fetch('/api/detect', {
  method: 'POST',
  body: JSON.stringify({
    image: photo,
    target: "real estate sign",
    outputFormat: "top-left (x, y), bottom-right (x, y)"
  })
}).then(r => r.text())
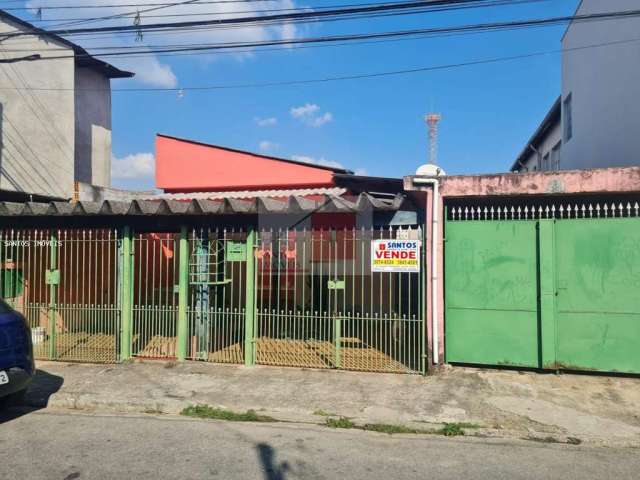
top-left (371, 240), bottom-right (420, 273)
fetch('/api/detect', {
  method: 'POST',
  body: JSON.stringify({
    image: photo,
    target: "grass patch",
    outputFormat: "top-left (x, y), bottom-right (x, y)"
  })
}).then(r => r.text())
top-left (438, 423), bottom-right (472, 437)
top-left (325, 417), bottom-right (355, 429)
top-left (181, 405), bottom-right (275, 422)
top-left (362, 423), bottom-right (430, 435)
top-left (324, 417), bottom-right (479, 437)
top-left (313, 409), bottom-right (335, 417)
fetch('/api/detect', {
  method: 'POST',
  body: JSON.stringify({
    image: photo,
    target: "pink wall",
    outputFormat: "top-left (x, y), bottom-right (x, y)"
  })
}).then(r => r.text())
top-left (404, 166), bottom-right (640, 367)
top-left (156, 134), bottom-right (338, 192)
top-left (437, 166), bottom-right (640, 197)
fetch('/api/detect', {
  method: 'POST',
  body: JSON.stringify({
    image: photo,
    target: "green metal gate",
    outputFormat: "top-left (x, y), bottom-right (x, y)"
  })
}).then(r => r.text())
top-left (131, 231), bottom-right (180, 359)
top-left (0, 225), bottom-right (425, 374)
top-left (254, 227), bottom-right (425, 374)
top-left (187, 228), bottom-right (247, 364)
top-left (444, 202), bottom-right (640, 374)
top-left (0, 228), bottom-right (121, 363)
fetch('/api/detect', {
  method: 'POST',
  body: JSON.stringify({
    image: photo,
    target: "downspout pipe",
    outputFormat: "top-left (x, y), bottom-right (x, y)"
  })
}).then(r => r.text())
top-left (412, 176), bottom-right (440, 365)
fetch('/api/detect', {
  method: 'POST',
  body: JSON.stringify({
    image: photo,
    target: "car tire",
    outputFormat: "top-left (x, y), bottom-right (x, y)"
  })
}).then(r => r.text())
top-left (0, 389), bottom-right (26, 409)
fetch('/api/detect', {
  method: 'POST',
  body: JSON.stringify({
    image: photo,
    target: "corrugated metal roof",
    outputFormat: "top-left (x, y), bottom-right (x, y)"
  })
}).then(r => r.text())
top-left (0, 193), bottom-right (414, 217)
top-left (140, 187), bottom-right (347, 200)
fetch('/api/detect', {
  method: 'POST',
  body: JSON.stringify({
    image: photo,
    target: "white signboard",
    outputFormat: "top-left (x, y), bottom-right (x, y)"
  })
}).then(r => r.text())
top-left (371, 240), bottom-right (420, 273)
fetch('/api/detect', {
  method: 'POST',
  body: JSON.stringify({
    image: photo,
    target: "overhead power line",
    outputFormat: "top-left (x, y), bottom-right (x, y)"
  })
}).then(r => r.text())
top-left (3, 9), bottom-right (640, 59)
top-left (27, 0), bottom-right (534, 24)
top-left (0, 36), bottom-right (637, 93)
top-left (0, 0), bottom-right (280, 10)
top-left (0, 0), bottom-right (526, 37)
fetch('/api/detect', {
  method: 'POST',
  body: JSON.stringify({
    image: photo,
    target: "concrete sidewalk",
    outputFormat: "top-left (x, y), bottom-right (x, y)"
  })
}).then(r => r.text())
top-left (25, 360), bottom-right (640, 447)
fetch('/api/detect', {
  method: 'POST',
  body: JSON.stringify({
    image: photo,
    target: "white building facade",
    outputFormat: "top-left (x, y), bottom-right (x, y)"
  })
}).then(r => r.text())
top-left (0, 12), bottom-right (133, 199)
top-left (512, 0), bottom-right (640, 172)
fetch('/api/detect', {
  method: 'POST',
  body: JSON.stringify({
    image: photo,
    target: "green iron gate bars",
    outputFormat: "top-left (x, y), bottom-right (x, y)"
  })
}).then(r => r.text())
top-left (187, 228), bottom-right (247, 364)
top-left (0, 228), bottom-right (120, 363)
top-left (131, 232), bottom-right (180, 359)
top-left (254, 226), bottom-right (425, 374)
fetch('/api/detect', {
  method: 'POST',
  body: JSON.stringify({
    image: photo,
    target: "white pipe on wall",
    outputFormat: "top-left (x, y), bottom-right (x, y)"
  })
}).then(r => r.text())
top-left (412, 176), bottom-right (440, 365)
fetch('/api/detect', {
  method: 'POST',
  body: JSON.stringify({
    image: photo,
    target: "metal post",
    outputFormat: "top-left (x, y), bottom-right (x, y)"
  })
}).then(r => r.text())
top-left (421, 224), bottom-right (427, 375)
top-left (177, 226), bottom-right (189, 361)
top-left (48, 231), bottom-right (58, 360)
top-left (244, 226), bottom-right (256, 366)
top-left (194, 233), bottom-right (210, 360)
top-left (120, 227), bottom-right (133, 361)
top-left (334, 317), bottom-right (342, 368)
top-left (538, 219), bottom-right (557, 369)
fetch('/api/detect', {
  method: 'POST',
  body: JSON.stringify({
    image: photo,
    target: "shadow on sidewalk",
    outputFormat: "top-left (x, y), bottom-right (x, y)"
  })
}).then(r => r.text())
top-left (257, 443), bottom-right (290, 480)
top-left (0, 369), bottom-right (64, 424)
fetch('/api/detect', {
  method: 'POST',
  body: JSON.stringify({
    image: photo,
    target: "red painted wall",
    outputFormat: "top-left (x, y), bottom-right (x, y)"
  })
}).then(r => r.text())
top-left (156, 134), bottom-right (338, 192)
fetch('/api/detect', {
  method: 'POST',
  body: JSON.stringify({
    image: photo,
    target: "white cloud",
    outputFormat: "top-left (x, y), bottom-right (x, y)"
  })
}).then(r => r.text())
top-left (112, 152), bottom-right (155, 179)
top-left (354, 168), bottom-right (369, 176)
top-left (116, 56), bottom-right (177, 88)
top-left (290, 103), bottom-right (333, 127)
top-left (259, 140), bottom-right (279, 152)
top-left (25, 0), bottom-right (301, 87)
top-left (290, 103), bottom-right (320, 118)
top-left (308, 112), bottom-right (333, 127)
top-left (291, 155), bottom-right (344, 170)
top-left (255, 117), bottom-right (278, 127)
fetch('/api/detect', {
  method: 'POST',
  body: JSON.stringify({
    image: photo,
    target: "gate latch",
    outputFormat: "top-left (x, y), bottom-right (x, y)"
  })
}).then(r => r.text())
top-left (45, 269), bottom-right (60, 285)
top-left (327, 279), bottom-right (345, 290)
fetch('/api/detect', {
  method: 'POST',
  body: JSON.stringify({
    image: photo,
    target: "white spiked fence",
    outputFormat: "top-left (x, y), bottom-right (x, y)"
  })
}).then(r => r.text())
top-left (448, 202), bottom-right (640, 221)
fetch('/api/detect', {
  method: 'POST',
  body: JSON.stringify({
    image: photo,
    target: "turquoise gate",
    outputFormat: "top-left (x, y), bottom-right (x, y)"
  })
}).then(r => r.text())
top-left (444, 201), bottom-right (640, 374)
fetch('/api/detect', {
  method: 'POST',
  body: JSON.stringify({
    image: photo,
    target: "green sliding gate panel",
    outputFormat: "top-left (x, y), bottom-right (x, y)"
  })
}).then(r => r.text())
top-left (555, 219), bottom-right (640, 374)
top-left (445, 203), bottom-right (640, 374)
top-left (445, 220), bottom-right (540, 367)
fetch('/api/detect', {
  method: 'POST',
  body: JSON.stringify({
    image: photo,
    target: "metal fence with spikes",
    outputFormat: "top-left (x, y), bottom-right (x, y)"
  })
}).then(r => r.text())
top-left (448, 201), bottom-right (640, 221)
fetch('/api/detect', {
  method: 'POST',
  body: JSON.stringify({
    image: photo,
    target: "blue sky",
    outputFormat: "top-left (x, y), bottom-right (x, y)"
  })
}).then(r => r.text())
top-left (21, 0), bottom-right (580, 190)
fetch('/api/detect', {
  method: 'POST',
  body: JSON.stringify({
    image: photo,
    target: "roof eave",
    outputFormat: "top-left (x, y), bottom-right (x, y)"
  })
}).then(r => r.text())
top-left (510, 97), bottom-right (562, 172)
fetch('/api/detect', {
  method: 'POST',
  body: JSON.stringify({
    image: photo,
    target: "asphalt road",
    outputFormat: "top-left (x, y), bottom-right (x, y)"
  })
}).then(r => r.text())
top-left (1, 410), bottom-right (639, 480)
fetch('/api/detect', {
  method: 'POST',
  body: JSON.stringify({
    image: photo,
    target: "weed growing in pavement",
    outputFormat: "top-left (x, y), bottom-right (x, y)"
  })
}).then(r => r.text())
top-left (438, 422), bottom-right (479, 436)
top-left (181, 405), bottom-right (275, 422)
top-left (325, 417), bottom-right (355, 429)
top-left (362, 424), bottom-right (431, 435)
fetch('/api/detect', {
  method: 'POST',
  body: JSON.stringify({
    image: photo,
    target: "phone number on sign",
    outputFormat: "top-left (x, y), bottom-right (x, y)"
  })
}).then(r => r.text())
top-left (3, 240), bottom-right (63, 247)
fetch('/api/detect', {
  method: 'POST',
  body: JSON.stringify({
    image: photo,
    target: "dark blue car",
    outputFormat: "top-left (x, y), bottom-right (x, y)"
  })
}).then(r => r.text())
top-left (0, 299), bottom-right (34, 408)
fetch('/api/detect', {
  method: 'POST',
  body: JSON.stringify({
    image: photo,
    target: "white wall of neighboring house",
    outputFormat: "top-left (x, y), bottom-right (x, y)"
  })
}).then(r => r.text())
top-left (75, 66), bottom-right (113, 188)
top-left (0, 20), bottom-right (76, 199)
top-left (560, 0), bottom-right (640, 170)
top-left (519, 120), bottom-right (562, 172)
top-left (0, 15), bottom-right (120, 199)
